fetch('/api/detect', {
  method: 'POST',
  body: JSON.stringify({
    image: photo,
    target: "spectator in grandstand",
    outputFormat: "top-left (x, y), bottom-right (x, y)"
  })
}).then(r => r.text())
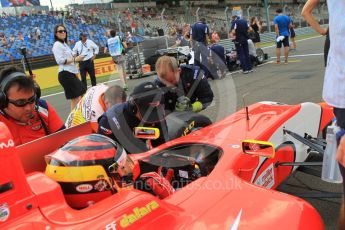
top-left (249, 17), bottom-right (262, 48)
top-left (145, 24), bottom-right (153, 36)
top-left (1, 36), bottom-right (9, 48)
top-left (154, 56), bottom-right (214, 113)
top-left (52, 24), bottom-right (86, 111)
top-left (191, 18), bottom-right (210, 77)
top-left (174, 29), bottom-right (191, 47)
top-left (303, 1), bottom-right (345, 229)
top-left (34, 27), bottom-right (41, 40)
top-left (131, 20), bottom-right (137, 34)
top-left (0, 66), bottom-right (64, 146)
top-left (65, 84), bottom-right (126, 132)
top-left (230, 15), bottom-right (253, 74)
top-left (211, 30), bottom-right (220, 43)
top-left (168, 25), bottom-right (177, 36)
top-left (9, 35), bottom-right (15, 44)
top-left (98, 81), bottom-right (168, 154)
top-left (17, 32), bottom-right (24, 41)
top-left (72, 33), bottom-right (99, 89)
top-left (28, 32), bottom-right (34, 41)
top-left (273, 9), bottom-right (292, 64)
top-left (104, 29), bottom-right (128, 91)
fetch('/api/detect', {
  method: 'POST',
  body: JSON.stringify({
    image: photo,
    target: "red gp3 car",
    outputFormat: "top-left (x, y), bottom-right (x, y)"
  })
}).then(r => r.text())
top-left (0, 101), bottom-right (334, 229)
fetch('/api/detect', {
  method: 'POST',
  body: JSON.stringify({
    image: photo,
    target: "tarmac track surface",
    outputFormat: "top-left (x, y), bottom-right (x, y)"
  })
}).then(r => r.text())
top-left (45, 36), bottom-right (341, 229)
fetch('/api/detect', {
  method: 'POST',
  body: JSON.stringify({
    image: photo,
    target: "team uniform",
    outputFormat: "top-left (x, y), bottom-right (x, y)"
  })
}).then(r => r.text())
top-left (154, 65), bottom-right (214, 112)
top-left (65, 84), bottom-right (108, 131)
top-left (208, 43), bottom-right (226, 79)
top-left (98, 81), bottom-right (168, 154)
top-left (191, 21), bottom-right (210, 74)
top-left (231, 18), bottom-right (252, 72)
top-left (0, 99), bottom-right (64, 145)
top-left (98, 103), bottom-right (167, 154)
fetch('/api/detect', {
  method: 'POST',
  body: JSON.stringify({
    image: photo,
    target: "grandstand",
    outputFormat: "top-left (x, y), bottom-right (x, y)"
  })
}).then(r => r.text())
top-left (0, 14), bottom-right (106, 62)
top-left (0, 0), bottom-right (328, 66)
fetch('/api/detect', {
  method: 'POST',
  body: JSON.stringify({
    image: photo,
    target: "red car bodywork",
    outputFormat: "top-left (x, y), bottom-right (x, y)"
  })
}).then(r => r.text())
top-left (0, 102), bottom-right (333, 229)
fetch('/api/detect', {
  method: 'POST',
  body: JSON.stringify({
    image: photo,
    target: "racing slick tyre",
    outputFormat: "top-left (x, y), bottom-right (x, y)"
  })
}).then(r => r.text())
top-left (256, 48), bottom-right (264, 64)
top-left (166, 111), bottom-right (212, 139)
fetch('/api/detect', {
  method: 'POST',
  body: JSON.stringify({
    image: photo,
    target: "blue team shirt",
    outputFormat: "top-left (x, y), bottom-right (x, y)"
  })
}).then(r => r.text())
top-left (274, 15), bottom-right (291, 36)
top-left (209, 44), bottom-right (225, 62)
top-left (230, 19), bottom-right (249, 43)
top-left (191, 22), bottom-right (209, 43)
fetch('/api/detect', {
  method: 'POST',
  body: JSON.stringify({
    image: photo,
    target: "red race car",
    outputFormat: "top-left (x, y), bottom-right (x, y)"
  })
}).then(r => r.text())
top-left (0, 101), bottom-right (334, 229)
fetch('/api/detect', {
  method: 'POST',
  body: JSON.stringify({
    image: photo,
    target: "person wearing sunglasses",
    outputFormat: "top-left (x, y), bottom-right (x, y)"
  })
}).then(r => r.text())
top-left (0, 66), bottom-right (65, 146)
top-left (52, 24), bottom-right (86, 111)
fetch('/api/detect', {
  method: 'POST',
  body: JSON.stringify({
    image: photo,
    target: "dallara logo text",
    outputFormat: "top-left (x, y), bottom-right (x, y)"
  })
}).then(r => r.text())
top-left (0, 139), bottom-right (14, 149)
top-left (120, 201), bottom-right (159, 228)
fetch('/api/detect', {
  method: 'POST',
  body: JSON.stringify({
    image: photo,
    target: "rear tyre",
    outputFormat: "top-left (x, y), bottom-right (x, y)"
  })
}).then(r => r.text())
top-left (256, 48), bottom-right (264, 64)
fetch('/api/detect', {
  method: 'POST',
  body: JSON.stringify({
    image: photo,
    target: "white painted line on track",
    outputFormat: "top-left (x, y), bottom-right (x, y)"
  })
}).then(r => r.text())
top-left (270, 53), bottom-right (324, 59)
top-left (262, 35), bottom-right (322, 50)
top-left (42, 35), bottom-right (322, 99)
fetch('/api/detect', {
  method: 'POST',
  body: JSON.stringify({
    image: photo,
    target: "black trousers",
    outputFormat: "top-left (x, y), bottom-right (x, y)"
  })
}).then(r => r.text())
top-left (79, 59), bottom-right (96, 89)
top-left (235, 42), bottom-right (252, 71)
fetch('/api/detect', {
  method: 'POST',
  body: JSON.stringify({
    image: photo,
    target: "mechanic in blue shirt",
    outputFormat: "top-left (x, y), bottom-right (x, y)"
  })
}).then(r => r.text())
top-left (230, 15), bottom-right (253, 74)
top-left (208, 40), bottom-right (226, 79)
top-left (153, 56), bottom-right (214, 113)
top-left (97, 82), bottom-right (168, 154)
top-left (273, 8), bottom-right (292, 64)
top-left (191, 18), bottom-right (210, 76)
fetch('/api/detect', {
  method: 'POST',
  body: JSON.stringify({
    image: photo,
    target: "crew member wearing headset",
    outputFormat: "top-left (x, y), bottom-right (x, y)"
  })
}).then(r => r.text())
top-left (98, 81), bottom-right (168, 154)
top-left (0, 66), bottom-right (65, 146)
top-left (72, 33), bottom-right (99, 89)
top-left (154, 56), bottom-right (214, 113)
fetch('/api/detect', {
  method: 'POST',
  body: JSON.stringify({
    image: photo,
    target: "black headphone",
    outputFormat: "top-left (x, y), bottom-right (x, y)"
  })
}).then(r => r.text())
top-left (0, 72), bottom-right (41, 110)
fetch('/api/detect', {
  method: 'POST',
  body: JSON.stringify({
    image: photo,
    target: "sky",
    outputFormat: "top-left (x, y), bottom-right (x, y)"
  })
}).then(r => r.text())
top-left (40, 0), bottom-right (83, 10)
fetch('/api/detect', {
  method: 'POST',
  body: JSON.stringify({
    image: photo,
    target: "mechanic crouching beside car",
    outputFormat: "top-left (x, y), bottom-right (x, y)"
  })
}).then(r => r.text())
top-left (0, 66), bottom-right (65, 145)
top-left (97, 81), bottom-right (169, 154)
top-left (154, 56), bottom-right (214, 113)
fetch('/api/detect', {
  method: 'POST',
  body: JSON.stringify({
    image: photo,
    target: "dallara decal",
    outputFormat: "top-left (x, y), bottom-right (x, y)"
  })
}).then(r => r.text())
top-left (120, 201), bottom-right (159, 228)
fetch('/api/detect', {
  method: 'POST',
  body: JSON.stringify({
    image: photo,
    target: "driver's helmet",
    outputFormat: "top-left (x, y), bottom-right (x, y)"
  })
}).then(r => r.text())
top-left (45, 134), bottom-right (134, 209)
